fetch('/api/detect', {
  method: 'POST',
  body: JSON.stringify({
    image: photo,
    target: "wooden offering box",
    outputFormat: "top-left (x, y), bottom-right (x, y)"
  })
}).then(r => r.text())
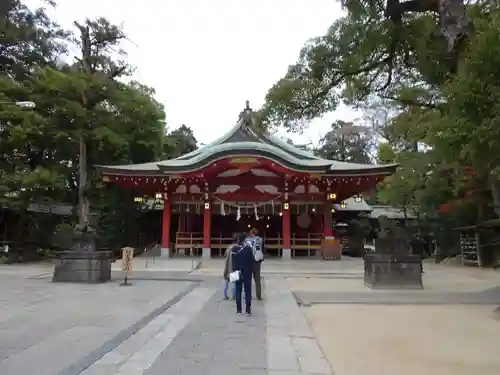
top-left (321, 236), bottom-right (342, 260)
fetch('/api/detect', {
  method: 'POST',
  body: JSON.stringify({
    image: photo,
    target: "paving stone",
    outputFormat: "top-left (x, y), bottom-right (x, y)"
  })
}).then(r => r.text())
top-left (265, 280), bottom-right (334, 375)
top-left (98, 351), bottom-right (128, 365)
top-left (79, 363), bottom-right (120, 375)
top-left (0, 275), bottom-right (194, 375)
top-left (83, 287), bottom-right (215, 375)
top-left (147, 292), bottom-right (267, 375)
top-left (292, 337), bottom-right (324, 359)
top-left (298, 357), bottom-right (332, 374)
top-left (267, 372), bottom-right (322, 375)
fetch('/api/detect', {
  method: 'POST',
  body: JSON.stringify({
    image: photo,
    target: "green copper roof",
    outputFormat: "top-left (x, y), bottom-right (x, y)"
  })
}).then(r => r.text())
top-left (96, 103), bottom-right (397, 176)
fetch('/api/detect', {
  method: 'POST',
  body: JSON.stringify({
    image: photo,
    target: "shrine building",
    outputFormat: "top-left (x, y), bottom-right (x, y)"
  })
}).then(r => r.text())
top-left (97, 103), bottom-right (397, 259)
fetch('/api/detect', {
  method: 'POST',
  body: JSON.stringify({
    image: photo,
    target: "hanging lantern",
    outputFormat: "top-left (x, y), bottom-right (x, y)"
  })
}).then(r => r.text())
top-left (133, 197), bottom-right (143, 203)
top-left (204, 202), bottom-right (210, 210)
top-left (340, 202), bottom-right (346, 209)
top-left (284, 202), bottom-right (289, 210)
top-left (329, 193), bottom-right (337, 200)
top-left (155, 193), bottom-right (162, 199)
top-left (354, 195), bottom-right (362, 203)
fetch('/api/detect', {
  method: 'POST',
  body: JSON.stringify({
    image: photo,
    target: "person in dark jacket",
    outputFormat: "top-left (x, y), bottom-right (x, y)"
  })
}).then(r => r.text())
top-left (231, 232), bottom-right (254, 315)
top-left (222, 233), bottom-right (237, 300)
top-left (246, 228), bottom-right (263, 300)
top-left (410, 234), bottom-right (425, 273)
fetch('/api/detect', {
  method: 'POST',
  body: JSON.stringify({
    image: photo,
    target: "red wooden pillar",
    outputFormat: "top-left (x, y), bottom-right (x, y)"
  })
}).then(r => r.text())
top-left (161, 199), bottom-right (172, 257)
top-left (282, 202), bottom-right (291, 259)
top-left (202, 201), bottom-right (211, 259)
top-left (323, 200), bottom-right (333, 237)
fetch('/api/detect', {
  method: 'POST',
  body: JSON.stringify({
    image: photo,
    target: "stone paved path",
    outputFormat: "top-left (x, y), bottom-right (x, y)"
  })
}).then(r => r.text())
top-left (147, 289), bottom-right (267, 375)
top-left (80, 286), bottom-right (217, 375)
top-left (0, 276), bottom-right (194, 375)
top-left (265, 280), bottom-right (333, 375)
top-left (0, 268), bottom-right (333, 375)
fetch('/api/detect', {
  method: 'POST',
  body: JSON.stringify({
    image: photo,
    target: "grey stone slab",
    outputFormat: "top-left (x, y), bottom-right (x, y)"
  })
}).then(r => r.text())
top-left (292, 338), bottom-right (323, 359)
top-left (265, 280), bottom-right (335, 375)
top-left (84, 287), bottom-right (215, 375)
top-left (298, 357), bottom-right (332, 374)
top-left (293, 290), bottom-right (500, 306)
top-left (77, 363), bottom-right (120, 375)
top-left (147, 293), bottom-right (267, 375)
top-left (0, 273), bottom-right (196, 375)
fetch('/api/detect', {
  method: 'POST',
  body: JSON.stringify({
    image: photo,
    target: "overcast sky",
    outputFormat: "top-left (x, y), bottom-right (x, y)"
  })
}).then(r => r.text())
top-left (25, 0), bottom-right (359, 145)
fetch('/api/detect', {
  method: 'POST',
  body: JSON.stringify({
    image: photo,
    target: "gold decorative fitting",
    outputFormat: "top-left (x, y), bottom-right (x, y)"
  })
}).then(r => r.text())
top-left (354, 196), bottom-right (362, 202)
top-left (329, 193), bottom-right (337, 200)
top-left (340, 202), bottom-right (346, 209)
top-left (284, 203), bottom-right (289, 210)
top-left (204, 202), bottom-right (210, 210)
top-left (229, 157), bottom-right (257, 164)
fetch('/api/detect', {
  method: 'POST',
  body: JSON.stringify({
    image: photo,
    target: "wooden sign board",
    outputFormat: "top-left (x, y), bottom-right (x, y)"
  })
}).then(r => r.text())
top-left (122, 247), bottom-right (134, 272)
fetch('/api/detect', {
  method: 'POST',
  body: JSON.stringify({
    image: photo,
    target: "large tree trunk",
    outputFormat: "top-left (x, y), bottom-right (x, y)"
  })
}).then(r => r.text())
top-left (438, 0), bottom-right (472, 73)
top-left (390, 0), bottom-right (472, 73)
top-left (438, 0), bottom-right (472, 52)
top-left (78, 134), bottom-right (89, 227)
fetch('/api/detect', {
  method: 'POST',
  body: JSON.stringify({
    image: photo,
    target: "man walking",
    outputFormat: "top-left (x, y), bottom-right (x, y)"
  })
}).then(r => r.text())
top-left (410, 234), bottom-right (425, 273)
top-left (246, 228), bottom-right (264, 300)
top-left (230, 232), bottom-right (254, 315)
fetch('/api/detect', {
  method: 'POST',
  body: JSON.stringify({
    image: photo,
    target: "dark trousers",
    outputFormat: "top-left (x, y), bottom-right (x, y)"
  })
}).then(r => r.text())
top-left (253, 262), bottom-right (262, 299)
top-left (235, 276), bottom-right (252, 313)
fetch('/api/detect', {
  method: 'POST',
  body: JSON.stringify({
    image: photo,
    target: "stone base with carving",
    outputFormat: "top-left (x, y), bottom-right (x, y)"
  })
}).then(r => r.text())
top-left (53, 250), bottom-right (113, 283)
top-left (364, 254), bottom-right (423, 289)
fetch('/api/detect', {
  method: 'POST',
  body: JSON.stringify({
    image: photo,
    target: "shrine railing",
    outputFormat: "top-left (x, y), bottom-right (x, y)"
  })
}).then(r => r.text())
top-left (173, 232), bottom-right (323, 257)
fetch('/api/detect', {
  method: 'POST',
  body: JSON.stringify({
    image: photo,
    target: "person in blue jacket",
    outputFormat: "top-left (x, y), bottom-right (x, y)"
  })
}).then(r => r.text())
top-left (230, 232), bottom-right (254, 315)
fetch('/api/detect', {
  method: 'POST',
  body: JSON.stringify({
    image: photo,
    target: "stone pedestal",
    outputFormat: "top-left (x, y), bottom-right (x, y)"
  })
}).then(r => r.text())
top-left (364, 254), bottom-right (423, 289)
top-left (52, 250), bottom-right (113, 283)
top-left (202, 247), bottom-right (211, 259)
top-left (282, 248), bottom-right (291, 259)
top-left (160, 247), bottom-right (171, 258)
top-left (52, 229), bottom-right (113, 283)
